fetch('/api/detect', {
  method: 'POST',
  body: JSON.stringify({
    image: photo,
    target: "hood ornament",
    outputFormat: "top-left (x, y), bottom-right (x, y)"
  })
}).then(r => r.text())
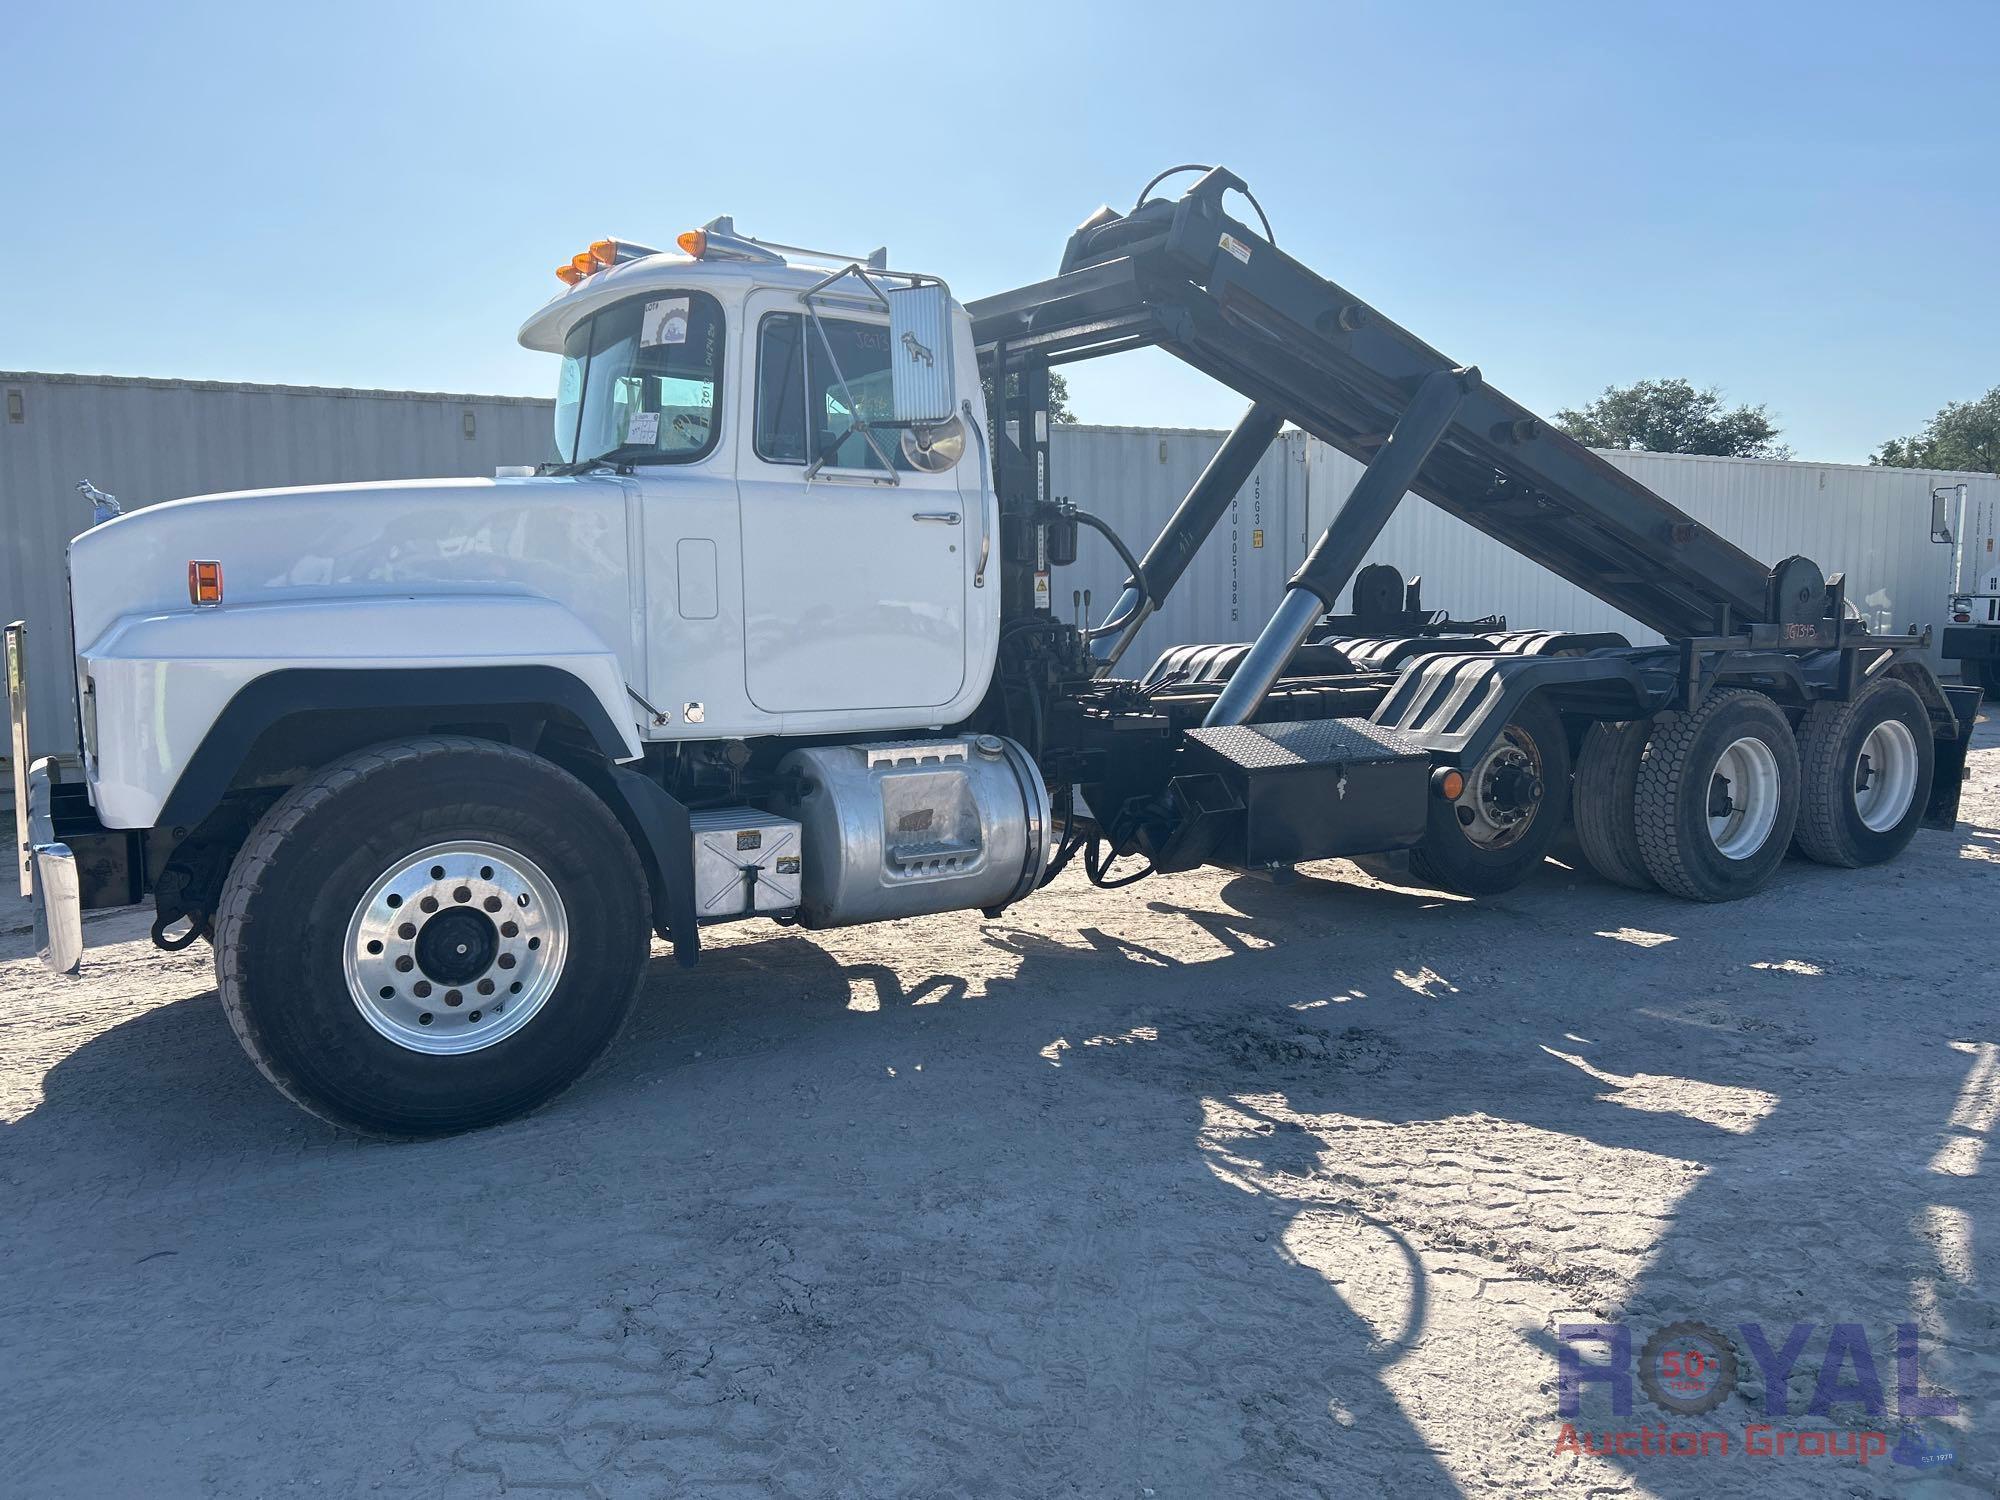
top-left (77, 479), bottom-right (121, 525)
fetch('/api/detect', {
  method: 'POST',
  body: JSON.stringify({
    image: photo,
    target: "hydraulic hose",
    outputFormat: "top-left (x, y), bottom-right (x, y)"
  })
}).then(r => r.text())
top-left (1067, 507), bottom-right (1150, 640)
top-left (1131, 165), bottom-right (1276, 246)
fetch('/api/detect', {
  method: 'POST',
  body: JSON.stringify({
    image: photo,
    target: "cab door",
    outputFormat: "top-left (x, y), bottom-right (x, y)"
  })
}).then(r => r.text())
top-left (735, 293), bottom-right (967, 715)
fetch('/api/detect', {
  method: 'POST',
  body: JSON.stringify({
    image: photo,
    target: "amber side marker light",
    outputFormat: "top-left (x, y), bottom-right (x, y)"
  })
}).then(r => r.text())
top-left (188, 560), bottom-right (223, 607)
top-left (1434, 768), bottom-right (1465, 800)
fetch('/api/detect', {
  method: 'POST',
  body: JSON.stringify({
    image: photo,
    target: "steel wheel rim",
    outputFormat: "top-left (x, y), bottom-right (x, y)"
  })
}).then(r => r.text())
top-left (342, 840), bottom-right (568, 1055)
top-left (1854, 718), bottom-right (1918, 832)
top-left (1454, 725), bottom-right (1544, 850)
top-left (1706, 735), bottom-right (1781, 860)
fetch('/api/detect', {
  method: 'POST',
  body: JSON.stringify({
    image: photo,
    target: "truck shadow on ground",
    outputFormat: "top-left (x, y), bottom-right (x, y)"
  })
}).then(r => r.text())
top-left (5, 836), bottom-right (1993, 1496)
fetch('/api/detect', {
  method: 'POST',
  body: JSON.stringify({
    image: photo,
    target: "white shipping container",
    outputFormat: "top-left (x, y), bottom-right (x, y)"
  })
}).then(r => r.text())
top-left (1048, 424), bottom-right (1309, 673)
top-left (1052, 428), bottom-right (1993, 678)
top-left (1317, 444), bottom-right (1996, 668)
top-left (6, 377), bottom-right (1990, 765)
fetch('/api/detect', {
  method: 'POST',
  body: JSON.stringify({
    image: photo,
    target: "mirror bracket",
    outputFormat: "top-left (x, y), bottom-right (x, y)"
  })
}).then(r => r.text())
top-left (796, 264), bottom-right (958, 482)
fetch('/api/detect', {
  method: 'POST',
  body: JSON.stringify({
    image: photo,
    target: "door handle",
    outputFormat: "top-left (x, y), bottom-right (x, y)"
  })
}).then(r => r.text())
top-left (912, 511), bottom-right (961, 525)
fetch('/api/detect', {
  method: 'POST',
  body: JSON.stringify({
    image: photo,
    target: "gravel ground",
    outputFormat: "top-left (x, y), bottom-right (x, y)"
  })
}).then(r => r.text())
top-left (3, 717), bottom-right (1995, 1499)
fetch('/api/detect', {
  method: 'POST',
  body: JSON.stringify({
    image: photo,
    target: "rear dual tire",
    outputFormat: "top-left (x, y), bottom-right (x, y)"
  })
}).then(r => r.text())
top-left (1572, 720), bottom-right (1654, 890)
top-left (1634, 688), bottom-right (1800, 902)
top-left (1791, 676), bottom-right (1933, 867)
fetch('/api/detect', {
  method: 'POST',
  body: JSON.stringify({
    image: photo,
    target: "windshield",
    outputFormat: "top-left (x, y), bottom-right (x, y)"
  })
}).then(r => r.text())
top-left (550, 289), bottom-right (725, 467)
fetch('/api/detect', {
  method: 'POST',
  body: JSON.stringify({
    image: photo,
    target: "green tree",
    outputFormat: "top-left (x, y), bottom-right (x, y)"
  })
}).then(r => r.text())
top-left (983, 370), bottom-right (1077, 423)
top-left (1554, 378), bottom-right (1787, 458)
top-left (1872, 386), bottom-right (2000, 473)
top-left (1047, 371), bottom-right (1076, 424)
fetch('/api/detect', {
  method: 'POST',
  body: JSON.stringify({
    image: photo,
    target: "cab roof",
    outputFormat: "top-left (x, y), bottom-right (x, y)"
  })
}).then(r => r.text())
top-left (518, 224), bottom-right (922, 354)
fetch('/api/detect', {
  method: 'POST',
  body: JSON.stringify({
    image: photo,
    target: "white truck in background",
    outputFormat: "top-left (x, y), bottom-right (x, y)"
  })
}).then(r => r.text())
top-left (1944, 478), bottom-right (2000, 697)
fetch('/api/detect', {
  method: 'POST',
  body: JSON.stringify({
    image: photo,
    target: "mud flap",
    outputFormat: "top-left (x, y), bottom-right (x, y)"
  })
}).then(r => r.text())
top-left (1925, 683), bottom-right (1982, 830)
top-left (599, 765), bottom-right (701, 967)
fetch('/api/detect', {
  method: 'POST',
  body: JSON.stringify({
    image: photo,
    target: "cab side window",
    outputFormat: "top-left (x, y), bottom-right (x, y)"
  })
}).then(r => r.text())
top-left (754, 313), bottom-right (909, 472)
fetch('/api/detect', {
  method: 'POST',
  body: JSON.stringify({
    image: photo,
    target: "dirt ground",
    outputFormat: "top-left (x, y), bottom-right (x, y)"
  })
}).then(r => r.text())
top-left (3, 721), bottom-right (1995, 1499)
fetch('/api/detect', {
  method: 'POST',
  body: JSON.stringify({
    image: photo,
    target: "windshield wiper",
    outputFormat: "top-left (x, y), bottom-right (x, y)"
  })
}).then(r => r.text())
top-left (543, 431), bottom-right (703, 475)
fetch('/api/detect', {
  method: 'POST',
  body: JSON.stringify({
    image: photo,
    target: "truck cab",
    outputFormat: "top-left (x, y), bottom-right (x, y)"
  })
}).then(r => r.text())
top-left (12, 221), bottom-right (1043, 1138)
top-left (517, 228), bottom-right (998, 735)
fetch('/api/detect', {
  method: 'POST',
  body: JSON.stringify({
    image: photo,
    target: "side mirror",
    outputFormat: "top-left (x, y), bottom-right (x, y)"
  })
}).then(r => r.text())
top-left (1932, 483), bottom-right (1965, 545)
top-left (886, 282), bottom-right (956, 425)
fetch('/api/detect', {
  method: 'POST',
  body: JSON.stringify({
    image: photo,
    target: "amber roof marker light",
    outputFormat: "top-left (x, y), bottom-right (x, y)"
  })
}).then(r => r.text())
top-left (676, 229), bottom-right (708, 258)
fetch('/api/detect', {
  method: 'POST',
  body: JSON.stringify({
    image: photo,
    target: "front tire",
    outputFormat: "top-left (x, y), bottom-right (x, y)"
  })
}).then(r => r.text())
top-left (1634, 688), bottom-right (1799, 901)
top-left (214, 736), bottom-right (651, 1137)
top-left (1792, 676), bottom-right (1934, 867)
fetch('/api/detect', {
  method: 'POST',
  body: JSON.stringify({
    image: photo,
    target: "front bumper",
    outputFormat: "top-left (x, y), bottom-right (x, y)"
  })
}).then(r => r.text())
top-left (1942, 624), bottom-right (2000, 663)
top-left (7, 623), bottom-right (83, 973)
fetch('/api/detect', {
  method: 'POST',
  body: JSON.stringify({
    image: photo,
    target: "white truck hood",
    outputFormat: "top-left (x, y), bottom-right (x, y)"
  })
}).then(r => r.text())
top-left (66, 474), bottom-right (632, 654)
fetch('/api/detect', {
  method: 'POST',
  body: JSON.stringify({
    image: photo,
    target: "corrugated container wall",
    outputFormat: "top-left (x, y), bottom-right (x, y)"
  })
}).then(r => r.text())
top-left (1305, 440), bottom-right (1995, 669)
top-left (1048, 424), bottom-right (1308, 675)
top-left (2, 372), bottom-right (556, 758)
top-left (7, 376), bottom-right (1990, 766)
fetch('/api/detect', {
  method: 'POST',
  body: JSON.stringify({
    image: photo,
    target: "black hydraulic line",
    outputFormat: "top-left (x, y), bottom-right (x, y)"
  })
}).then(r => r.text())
top-left (1131, 165), bottom-right (1276, 245)
top-left (1204, 367), bottom-right (1475, 729)
top-left (1066, 508), bottom-right (1149, 635)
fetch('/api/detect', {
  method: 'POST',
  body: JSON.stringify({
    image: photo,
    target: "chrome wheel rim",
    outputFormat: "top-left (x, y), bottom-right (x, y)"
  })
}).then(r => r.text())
top-left (1853, 718), bottom-right (1918, 832)
top-left (342, 840), bottom-right (568, 1055)
top-left (1706, 735), bottom-right (1781, 860)
top-left (1454, 725), bottom-right (1545, 850)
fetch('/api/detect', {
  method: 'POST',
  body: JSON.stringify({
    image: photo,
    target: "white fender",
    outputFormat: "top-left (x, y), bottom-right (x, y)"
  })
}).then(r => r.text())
top-left (81, 594), bottom-right (642, 829)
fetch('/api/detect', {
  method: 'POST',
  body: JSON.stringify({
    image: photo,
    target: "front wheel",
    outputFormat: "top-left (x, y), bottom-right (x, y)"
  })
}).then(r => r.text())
top-left (214, 737), bottom-right (651, 1137)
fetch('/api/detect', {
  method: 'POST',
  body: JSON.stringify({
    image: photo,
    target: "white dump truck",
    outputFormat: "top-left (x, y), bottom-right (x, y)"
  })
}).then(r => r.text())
top-left (10, 167), bottom-right (1978, 1136)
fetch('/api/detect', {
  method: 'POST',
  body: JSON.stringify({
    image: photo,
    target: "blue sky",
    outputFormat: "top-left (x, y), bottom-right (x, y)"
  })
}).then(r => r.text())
top-left (5, 1), bottom-right (1993, 463)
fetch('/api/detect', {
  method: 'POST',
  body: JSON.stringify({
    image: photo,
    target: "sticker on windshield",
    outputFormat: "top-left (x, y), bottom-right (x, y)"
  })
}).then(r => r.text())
top-left (626, 411), bottom-right (660, 445)
top-left (641, 297), bottom-right (690, 347)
